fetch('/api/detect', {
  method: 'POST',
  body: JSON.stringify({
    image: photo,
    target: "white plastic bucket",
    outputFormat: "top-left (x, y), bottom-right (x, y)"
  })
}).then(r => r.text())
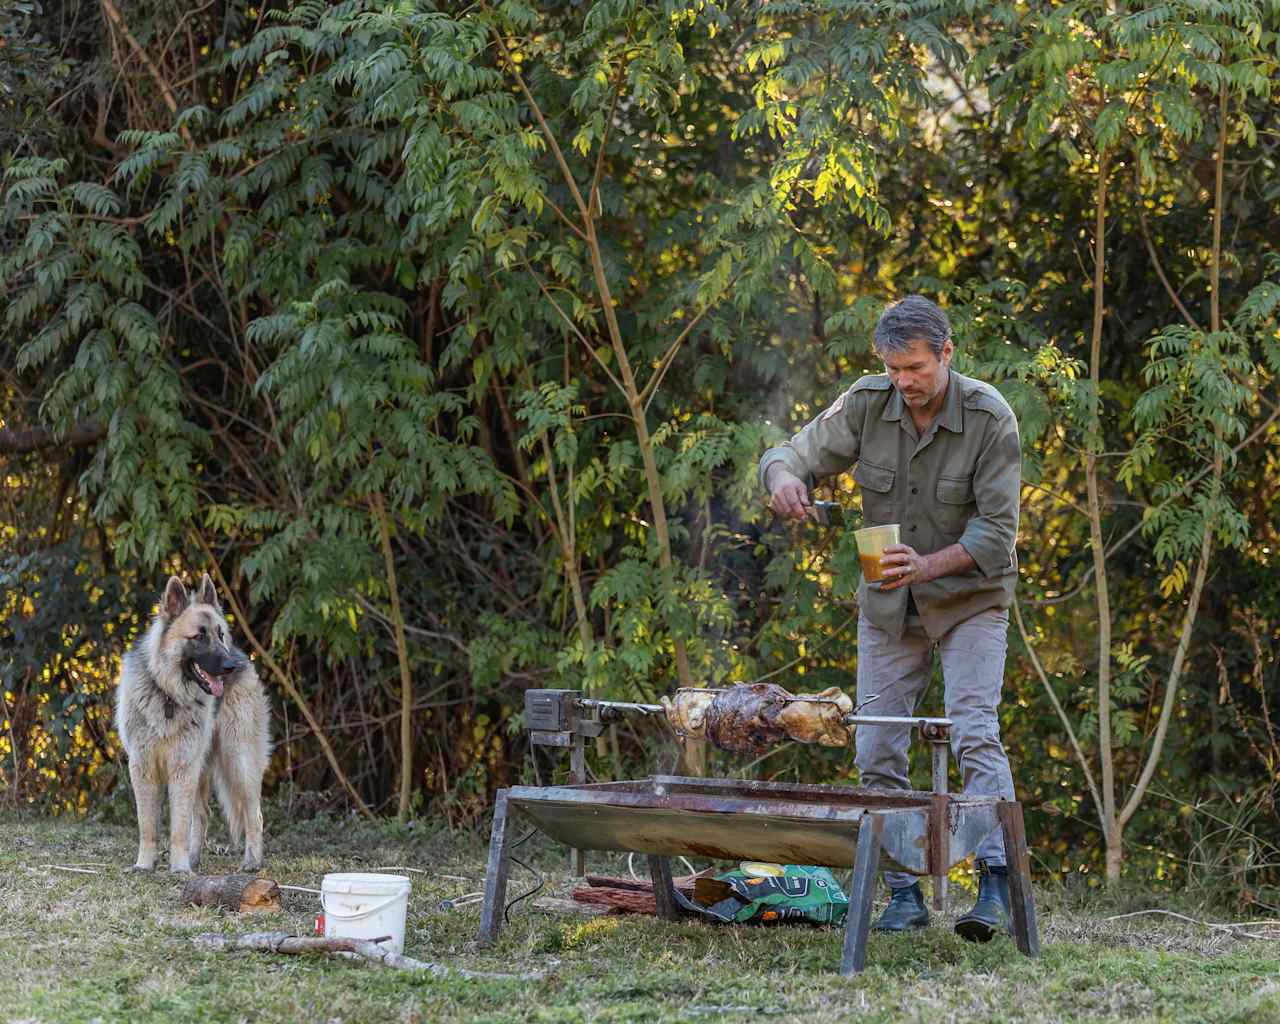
top-left (320, 872), bottom-right (411, 955)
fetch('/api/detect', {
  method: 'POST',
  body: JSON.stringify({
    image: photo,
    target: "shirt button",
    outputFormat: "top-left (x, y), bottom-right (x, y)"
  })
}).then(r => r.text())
top-left (911, 486), bottom-right (919, 494)
top-left (910, 525), bottom-right (917, 532)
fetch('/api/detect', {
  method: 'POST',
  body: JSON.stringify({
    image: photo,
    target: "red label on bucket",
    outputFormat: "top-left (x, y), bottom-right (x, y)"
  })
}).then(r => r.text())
top-left (314, 912), bottom-right (325, 935)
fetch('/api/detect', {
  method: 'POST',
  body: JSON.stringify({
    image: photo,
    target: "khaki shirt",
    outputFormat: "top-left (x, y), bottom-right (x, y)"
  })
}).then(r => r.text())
top-left (759, 369), bottom-right (1020, 640)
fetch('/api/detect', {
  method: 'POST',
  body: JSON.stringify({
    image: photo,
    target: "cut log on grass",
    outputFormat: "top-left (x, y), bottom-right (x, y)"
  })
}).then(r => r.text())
top-left (182, 874), bottom-right (282, 913)
top-left (572, 886), bottom-right (657, 915)
top-left (585, 872), bottom-right (702, 893)
top-left (192, 932), bottom-right (544, 981)
top-left (532, 896), bottom-right (610, 918)
top-left (573, 872), bottom-right (702, 916)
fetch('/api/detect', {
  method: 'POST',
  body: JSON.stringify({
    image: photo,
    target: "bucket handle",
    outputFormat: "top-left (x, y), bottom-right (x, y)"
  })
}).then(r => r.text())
top-left (321, 890), bottom-right (407, 921)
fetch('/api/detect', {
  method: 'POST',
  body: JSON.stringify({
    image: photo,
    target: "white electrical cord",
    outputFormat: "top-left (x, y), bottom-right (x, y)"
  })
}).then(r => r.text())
top-left (627, 851), bottom-right (696, 880)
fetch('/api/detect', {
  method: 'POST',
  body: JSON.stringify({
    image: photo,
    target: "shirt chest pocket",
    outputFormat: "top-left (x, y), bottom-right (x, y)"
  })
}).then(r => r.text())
top-left (854, 461), bottom-right (896, 523)
top-left (934, 474), bottom-right (975, 534)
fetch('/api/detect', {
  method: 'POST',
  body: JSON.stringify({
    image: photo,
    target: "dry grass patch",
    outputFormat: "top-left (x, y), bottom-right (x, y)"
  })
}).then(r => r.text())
top-left (1, 811), bottom-right (1278, 1023)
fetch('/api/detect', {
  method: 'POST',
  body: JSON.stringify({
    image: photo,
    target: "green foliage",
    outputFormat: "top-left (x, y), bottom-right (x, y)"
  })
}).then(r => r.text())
top-left (2, 0), bottom-right (1279, 894)
top-left (0, 544), bottom-right (138, 810)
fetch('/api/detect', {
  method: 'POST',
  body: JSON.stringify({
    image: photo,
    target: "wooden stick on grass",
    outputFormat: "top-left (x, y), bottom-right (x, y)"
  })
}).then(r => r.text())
top-left (193, 932), bottom-right (545, 980)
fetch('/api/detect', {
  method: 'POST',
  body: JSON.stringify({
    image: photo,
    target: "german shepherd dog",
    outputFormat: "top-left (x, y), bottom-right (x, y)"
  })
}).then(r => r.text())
top-left (115, 574), bottom-right (270, 873)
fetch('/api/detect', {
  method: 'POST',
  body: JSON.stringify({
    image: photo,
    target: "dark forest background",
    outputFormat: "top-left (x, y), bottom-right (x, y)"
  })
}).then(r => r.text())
top-left (2, 0), bottom-right (1278, 899)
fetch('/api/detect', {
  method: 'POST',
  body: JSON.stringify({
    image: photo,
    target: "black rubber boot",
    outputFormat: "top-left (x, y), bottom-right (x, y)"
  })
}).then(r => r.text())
top-left (954, 861), bottom-right (1011, 942)
top-left (871, 881), bottom-right (930, 932)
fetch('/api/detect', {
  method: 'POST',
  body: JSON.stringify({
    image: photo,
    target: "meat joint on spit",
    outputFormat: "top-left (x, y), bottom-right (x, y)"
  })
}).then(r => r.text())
top-left (524, 687), bottom-right (946, 760)
top-left (661, 684), bottom-right (854, 754)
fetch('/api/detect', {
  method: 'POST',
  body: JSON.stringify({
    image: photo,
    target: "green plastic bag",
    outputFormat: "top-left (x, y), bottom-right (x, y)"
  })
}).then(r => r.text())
top-left (693, 863), bottom-right (849, 926)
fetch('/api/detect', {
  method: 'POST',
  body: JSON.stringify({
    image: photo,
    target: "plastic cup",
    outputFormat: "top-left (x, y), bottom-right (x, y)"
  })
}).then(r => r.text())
top-left (853, 524), bottom-right (900, 586)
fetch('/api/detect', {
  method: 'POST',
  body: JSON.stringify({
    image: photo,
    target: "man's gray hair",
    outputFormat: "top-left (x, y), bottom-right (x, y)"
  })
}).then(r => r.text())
top-left (873, 295), bottom-right (951, 358)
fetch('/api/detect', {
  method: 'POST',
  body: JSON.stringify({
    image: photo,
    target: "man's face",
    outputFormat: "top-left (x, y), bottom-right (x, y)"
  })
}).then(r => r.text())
top-left (878, 337), bottom-right (953, 409)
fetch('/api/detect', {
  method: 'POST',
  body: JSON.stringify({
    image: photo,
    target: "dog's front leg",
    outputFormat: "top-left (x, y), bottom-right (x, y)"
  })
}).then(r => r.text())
top-left (188, 767), bottom-right (212, 871)
top-left (129, 760), bottom-right (163, 872)
top-left (240, 783), bottom-right (264, 872)
top-left (167, 768), bottom-right (200, 874)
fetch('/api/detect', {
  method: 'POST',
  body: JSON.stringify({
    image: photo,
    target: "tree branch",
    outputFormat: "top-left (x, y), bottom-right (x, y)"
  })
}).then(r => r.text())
top-left (640, 273), bottom-right (739, 412)
top-left (0, 418), bottom-right (105, 455)
top-left (525, 264), bottom-right (625, 393)
top-left (1020, 479), bottom-right (1088, 518)
top-left (494, 32), bottom-right (589, 220)
top-left (542, 192), bottom-right (588, 241)
top-left (589, 58), bottom-right (629, 217)
top-left (1012, 601), bottom-right (1104, 822)
top-left (371, 491), bottom-right (415, 823)
top-left (98, 0), bottom-right (195, 148)
top-left (193, 931), bottom-right (543, 980)
top-left (1136, 199), bottom-right (1201, 331)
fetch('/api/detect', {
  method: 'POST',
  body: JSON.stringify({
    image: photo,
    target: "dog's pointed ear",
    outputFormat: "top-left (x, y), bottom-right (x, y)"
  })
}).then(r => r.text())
top-left (196, 572), bottom-right (220, 610)
top-left (162, 576), bottom-right (189, 619)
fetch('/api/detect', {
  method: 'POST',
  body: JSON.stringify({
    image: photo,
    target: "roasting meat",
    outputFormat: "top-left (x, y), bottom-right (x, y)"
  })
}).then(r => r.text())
top-left (703, 683), bottom-right (791, 753)
top-left (661, 689), bottom-right (717, 738)
top-left (778, 686), bottom-right (853, 747)
top-left (663, 684), bottom-right (853, 753)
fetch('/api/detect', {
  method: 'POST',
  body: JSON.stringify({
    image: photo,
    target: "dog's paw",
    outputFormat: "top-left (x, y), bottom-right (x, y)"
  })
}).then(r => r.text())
top-left (130, 864), bottom-right (156, 873)
top-left (240, 859), bottom-right (261, 874)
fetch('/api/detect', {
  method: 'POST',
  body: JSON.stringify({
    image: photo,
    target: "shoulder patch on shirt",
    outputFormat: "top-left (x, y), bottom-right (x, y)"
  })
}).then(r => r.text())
top-left (850, 374), bottom-right (892, 393)
top-left (960, 377), bottom-right (1014, 419)
top-left (820, 391), bottom-right (848, 421)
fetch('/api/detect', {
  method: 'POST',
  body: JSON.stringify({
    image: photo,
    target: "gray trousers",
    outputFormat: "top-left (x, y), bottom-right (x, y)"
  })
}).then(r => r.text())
top-left (855, 606), bottom-right (1015, 889)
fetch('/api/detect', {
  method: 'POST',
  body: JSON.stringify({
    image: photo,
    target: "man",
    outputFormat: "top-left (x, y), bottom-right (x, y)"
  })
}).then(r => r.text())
top-left (759, 294), bottom-right (1021, 941)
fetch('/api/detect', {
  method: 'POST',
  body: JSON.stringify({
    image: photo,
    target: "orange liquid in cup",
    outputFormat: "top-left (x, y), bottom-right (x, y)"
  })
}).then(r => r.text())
top-left (859, 553), bottom-right (887, 582)
top-left (853, 523), bottom-right (900, 586)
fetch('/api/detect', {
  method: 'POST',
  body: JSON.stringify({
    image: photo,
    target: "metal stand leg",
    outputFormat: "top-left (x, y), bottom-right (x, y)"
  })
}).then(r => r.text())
top-left (997, 801), bottom-right (1040, 957)
top-left (841, 812), bottom-right (885, 975)
top-left (648, 855), bottom-right (680, 921)
top-left (569, 738), bottom-right (586, 877)
top-left (478, 789), bottom-right (515, 946)
top-left (930, 739), bottom-right (948, 912)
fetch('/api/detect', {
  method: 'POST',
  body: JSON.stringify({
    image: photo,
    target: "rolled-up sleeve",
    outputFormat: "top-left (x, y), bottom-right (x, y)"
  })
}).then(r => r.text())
top-left (758, 393), bottom-right (862, 492)
top-left (957, 413), bottom-right (1020, 577)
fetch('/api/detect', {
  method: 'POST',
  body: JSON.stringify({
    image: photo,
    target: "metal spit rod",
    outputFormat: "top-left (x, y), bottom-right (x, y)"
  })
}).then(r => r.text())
top-left (576, 696), bottom-right (955, 735)
top-left (577, 698), bottom-right (664, 715)
top-left (844, 715), bottom-right (953, 730)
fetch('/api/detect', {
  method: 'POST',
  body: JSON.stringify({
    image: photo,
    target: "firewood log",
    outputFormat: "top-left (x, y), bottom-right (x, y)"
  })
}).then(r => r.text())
top-left (182, 873), bottom-right (282, 913)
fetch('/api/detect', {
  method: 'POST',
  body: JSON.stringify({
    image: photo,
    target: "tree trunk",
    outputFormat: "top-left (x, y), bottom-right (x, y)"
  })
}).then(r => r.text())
top-left (1104, 839), bottom-right (1123, 885)
top-left (1084, 150), bottom-right (1122, 881)
top-left (372, 491), bottom-right (415, 822)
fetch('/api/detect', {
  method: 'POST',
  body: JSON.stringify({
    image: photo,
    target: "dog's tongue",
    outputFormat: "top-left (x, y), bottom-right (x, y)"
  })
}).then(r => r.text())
top-left (210, 676), bottom-right (225, 698)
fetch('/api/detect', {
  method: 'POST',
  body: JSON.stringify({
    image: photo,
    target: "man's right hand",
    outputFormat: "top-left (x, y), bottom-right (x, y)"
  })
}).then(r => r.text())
top-left (768, 466), bottom-right (810, 519)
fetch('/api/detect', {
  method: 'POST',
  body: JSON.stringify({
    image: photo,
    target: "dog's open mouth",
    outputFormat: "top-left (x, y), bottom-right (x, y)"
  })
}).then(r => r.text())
top-left (189, 661), bottom-right (226, 698)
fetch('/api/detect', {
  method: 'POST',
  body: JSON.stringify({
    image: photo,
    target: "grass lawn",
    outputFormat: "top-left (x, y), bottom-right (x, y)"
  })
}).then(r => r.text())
top-left (1, 808), bottom-right (1277, 1023)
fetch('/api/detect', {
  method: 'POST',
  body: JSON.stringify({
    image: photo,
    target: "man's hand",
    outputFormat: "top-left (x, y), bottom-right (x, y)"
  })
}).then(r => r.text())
top-left (878, 542), bottom-right (977, 590)
top-left (767, 466), bottom-right (811, 519)
top-left (878, 544), bottom-right (936, 590)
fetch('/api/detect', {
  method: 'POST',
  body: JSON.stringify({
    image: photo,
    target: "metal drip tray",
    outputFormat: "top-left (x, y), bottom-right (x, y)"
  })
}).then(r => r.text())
top-left (506, 775), bottom-right (1001, 874)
